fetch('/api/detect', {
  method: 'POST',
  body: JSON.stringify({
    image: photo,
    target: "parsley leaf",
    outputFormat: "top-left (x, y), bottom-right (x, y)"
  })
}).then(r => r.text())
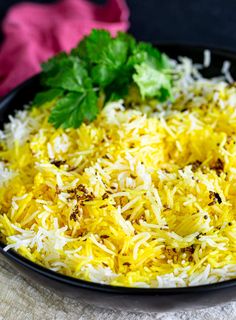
top-left (42, 55), bottom-right (89, 93)
top-left (130, 42), bottom-right (172, 100)
top-left (128, 42), bottom-right (169, 69)
top-left (74, 30), bottom-right (132, 88)
top-left (48, 91), bottom-right (98, 129)
top-left (34, 29), bottom-right (173, 129)
top-left (133, 62), bottom-right (172, 99)
top-left (92, 37), bottom-right (129, 87)
top-left (79, 29), bottom-right (111, 63)
top-left (33, 88), bottom-right (63, 106)
top-left (33, 52), bottom-right (99, 129)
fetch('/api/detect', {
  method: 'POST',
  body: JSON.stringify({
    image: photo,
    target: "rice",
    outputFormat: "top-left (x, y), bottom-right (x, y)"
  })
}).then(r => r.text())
top-left (0, 161), bottom-right (16, 187)
top-left (203, 49), bottom-right (211, 68)
top-left (221, 60), bottom-right (234, 83)
top-left (1, 52), bottom-right (236, 288)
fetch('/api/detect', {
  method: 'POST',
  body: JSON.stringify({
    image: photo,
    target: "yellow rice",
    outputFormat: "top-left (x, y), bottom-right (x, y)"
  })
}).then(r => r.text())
top-left (1, 55), bottom-right (236, 287)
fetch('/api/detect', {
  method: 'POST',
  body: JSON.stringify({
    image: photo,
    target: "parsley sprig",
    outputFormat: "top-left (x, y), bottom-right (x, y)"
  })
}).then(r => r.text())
top-left (34, 30), bottom-right (172, 129)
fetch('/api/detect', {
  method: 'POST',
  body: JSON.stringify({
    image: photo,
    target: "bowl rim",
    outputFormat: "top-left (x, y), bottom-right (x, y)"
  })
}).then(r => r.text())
top-left (1, 43), bottom-right (236, 295)
top-left (2, 242), bottom-right (236, 295)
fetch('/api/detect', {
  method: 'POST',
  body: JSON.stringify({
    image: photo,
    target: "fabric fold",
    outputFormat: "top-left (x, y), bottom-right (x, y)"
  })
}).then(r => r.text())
top-left (0, 0), bottom-right (129, 96)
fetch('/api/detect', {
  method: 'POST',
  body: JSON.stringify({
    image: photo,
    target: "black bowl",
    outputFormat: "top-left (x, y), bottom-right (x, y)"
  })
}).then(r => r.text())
top-left (1, 45), bottom-right (236, 313)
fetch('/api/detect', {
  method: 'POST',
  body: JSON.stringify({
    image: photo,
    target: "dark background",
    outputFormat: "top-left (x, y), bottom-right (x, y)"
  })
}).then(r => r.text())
top-left (1, 0), bottom-right (236, 51)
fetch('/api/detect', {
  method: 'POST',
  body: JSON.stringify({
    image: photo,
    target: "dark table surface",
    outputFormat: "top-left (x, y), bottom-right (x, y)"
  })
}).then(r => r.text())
top-left (1, 0), bottom-right (236, 52)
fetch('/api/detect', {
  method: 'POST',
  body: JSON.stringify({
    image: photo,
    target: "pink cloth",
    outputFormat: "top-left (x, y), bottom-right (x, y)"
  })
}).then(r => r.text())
top-left (0, 0), bottom-right (129, 96)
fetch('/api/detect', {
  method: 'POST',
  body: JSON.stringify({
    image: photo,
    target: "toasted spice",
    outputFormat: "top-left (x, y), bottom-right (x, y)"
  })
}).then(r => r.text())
top-left (50, 159), bottom-right (66, 167)
top-left (100, 235), bottom-right (109, 239)
top-left (77, 184), bottom-right (89, 194)
top-left (185, 245), bottom-right (195, 254)
top-left (210, 158), bottom-right (224, 176)
top-left (70, 204), bottom-right (79, 221)
top-left (102, 193), bottom-right (109, 200)
top-left (55, 185), bottom-right (60, 194)
top-left (83, 193), bottom-right (95, 202)
top-left (99, 204), bottom-right (108, 209)
top-left (209, 191), bottom-right (222, 205)
top-left (190, 160), bottom-right (202, 172)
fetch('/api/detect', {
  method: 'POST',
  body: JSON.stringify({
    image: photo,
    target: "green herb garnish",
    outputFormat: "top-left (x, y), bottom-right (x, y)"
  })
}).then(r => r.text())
top-left (34, 30), bottom-right (172, 128)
